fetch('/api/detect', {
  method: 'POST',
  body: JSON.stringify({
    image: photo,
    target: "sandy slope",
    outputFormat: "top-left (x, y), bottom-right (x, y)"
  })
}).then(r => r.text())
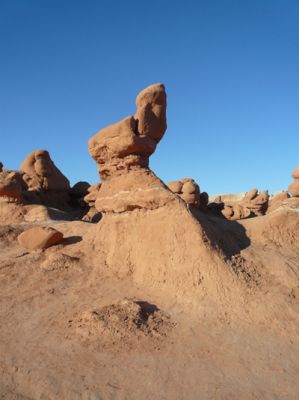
top-left (1, 206), bottom-right (299, 400)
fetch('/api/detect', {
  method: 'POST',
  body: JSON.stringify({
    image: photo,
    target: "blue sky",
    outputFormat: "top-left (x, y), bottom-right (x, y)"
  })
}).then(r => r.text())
top-left (1, 0), bottom-right (298, 195)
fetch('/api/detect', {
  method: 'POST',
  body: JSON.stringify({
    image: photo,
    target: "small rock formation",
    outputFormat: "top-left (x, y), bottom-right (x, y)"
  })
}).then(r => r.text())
top-left (242, 189), bottom-right (269, 216)
top-left (0, 169), bottom-right (25, 203)
top-left (210, 189), bottom-right (269, 220)
top-left (88, 83), bottom-right (176, 213)
top-left (17, 226), bottom-right (63, 251)
top-left (167, 178), bottom-right (209, 211)
top-left (20, 149), bottom-right (70, 191)
top-left (19, 149), bottom-right (73, 212)
top-left (288, 165), bottom-right (299, 197)
top-left (167, 178), bottom-right (209, 210)
top-left (167, 178), bottom-right (200, 207)
top-left (0, 155), bottom-right (91, 223)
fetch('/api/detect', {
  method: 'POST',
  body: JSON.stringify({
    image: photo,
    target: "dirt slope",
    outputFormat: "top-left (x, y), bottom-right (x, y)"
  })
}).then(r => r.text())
top-left (1, 204), bottom-right (299, 399)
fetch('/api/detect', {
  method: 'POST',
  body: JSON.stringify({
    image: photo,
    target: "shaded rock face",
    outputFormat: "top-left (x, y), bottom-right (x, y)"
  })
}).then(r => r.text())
top-left (210, 189), bottom-right (269, 221)
top-left (88, 84), bottom-right (176, 213)
top-left (20, 149), bottom-right (70, 191)
top-left (82, 183), bottom-right (102, 222)
top-left (288, 165), bottom-right (299, 197)
top-left (70, 181), bottom-right (90, 199)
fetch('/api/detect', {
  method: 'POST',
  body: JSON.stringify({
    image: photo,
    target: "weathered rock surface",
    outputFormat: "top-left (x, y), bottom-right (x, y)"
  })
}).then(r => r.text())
top-left (17, 226), bottom-right (63, 250)
top-left (20, 149), bottom-right (70, 191)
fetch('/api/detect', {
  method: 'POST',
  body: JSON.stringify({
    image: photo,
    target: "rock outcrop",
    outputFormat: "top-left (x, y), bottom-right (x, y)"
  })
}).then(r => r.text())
top-left (288, 165), bottom-right (299, 197)
top-left (20, 149), bottom-right (70, 191)
top-left (88, 83), bottom-right (176, 213)
top-left (167, 178), bottom-right (200, 207)
top-left (19, 149), bottom-right (73, 212)
top-left (209, 189), bottom-right (269, 221)
top-left (167, 178), bottom-right (209, 210)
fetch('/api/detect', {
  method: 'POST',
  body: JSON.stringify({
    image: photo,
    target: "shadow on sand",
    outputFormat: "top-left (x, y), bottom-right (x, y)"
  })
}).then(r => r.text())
top-left (191, 208), bottom-right (251, 259)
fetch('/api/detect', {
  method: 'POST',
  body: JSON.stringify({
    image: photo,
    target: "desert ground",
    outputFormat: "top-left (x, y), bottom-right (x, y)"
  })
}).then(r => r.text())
top-left (1, 84), bottom-right (299, 399)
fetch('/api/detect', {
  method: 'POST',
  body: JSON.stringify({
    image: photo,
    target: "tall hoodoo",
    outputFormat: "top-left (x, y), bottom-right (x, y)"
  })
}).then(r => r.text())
top-left (88, 84), bottom-right (176, 213)
top-left (86, 84), bottom-right (232, 297)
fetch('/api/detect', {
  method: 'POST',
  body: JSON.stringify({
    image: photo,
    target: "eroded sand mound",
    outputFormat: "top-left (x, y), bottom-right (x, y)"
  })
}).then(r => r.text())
top-left (72, 299), bottom-right (174, 351)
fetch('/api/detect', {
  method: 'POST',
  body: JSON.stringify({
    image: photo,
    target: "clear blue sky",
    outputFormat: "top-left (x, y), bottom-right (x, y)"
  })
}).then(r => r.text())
top-left (1, 0), bottom-right (298, 195)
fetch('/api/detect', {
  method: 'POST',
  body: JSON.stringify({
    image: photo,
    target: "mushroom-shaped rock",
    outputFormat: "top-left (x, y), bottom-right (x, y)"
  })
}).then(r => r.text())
top-left (17, 226), bottom-right (63, 251)
top-left (20, 149), bottom-right (70, 191)
top-left (88, 84), bottom-right (176, 213)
